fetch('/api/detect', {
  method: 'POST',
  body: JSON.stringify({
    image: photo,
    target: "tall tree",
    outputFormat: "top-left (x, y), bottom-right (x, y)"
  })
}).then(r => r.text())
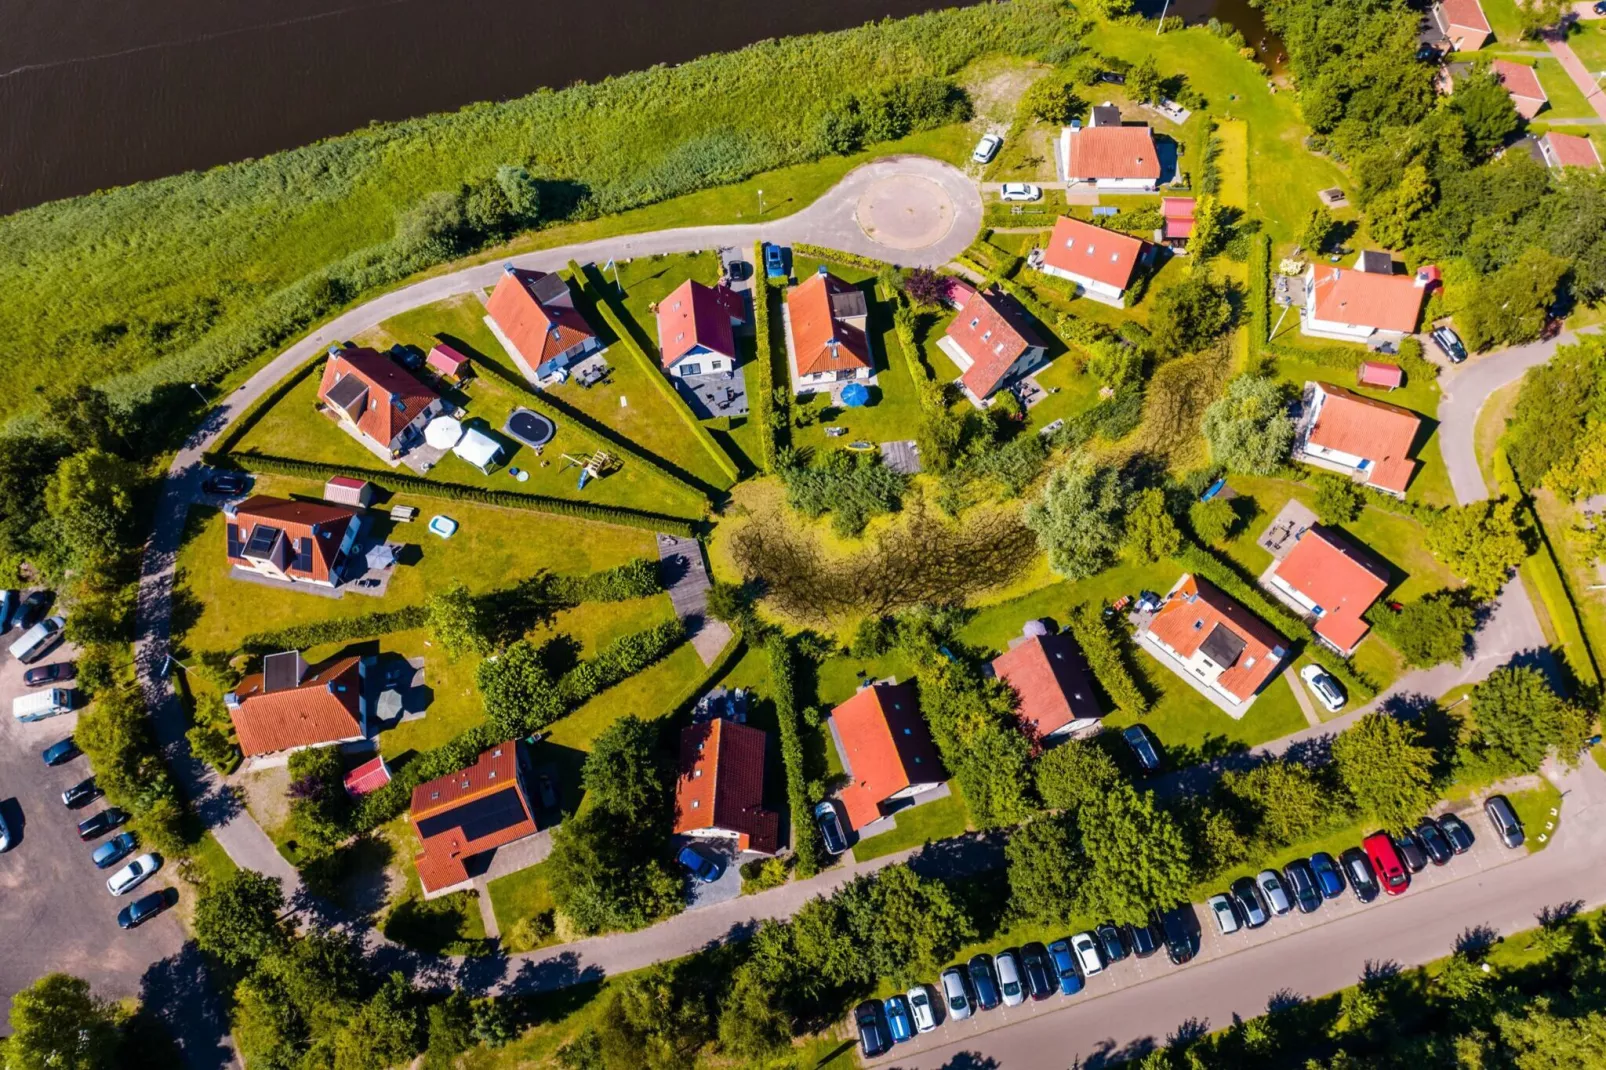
top-left (1460, 248), bottom-right (1568, 352)
top-left (43, 449), bottom-right (140, 567)
top-left (6, 973), bottom-right (121, 1070)
top-left (1007, 815), bottom-right (1082, 924)
top-left (582, 715), bottom-right (668, 820)
top-left (1470, 666), bottom-right (1593, 772)
top-left (426, 583), bottom-right (490, 661)
top-left (1075, 783), bottom-right (1193, 924)
top-left (1448, 66), bottom-right (1522, 160)
top-left (1024, 452), bottom-right (1128, 579)
top-left (1151, 272), bottom-right (1233, 357)
top-left (193, 869), bottom-right (288, 967)
top-left (1427, 498), bottom-right (1529, 599)
top-left (1331, 712), bottom-right (1436, 832)
top-left (1124, 487), bottom-right (1182, 563)
top-left (1202, 375), bottom-right (1295, 474)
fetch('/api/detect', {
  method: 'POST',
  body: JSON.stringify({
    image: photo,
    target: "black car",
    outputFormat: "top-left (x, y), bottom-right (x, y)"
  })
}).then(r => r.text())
top-left (1122, 724), bottom-right (1163, 774)
top-left (1125, 919), bottom-right (1160, 959)
top-left (968, 954), bottom-right (1001, 1011)
top-left (1431, 326), bottom-right (1468, 364)
top-left (77, 808), bottom-right (129, 841)
top-left (1283, 859), bottom-right (1322, 914)
top-left (1019, 942), bottom-right (1055, 1001)
top-left (41, 738), bottom-right (80, 766)
top-left (854, 1001), bottom-right (887, 1058)
top-left (1230, 875), bottom-right (1269, 927)
top-left (1154, 905), bottom-right (1199, 966)
top-left (118, 891), bottom-right (170, 930)
top-left (23, 662), bottom-right (72, 687)
top-left (1394, 829), bottom-right (1428, 872)
top-left (62, 777), bottom-right (101, 809)
top-left (1416, 819), bottom-right (1453, 865)
top-left (1096, 922), bottom-right (1129, 965)
top-left (14, 590), bottom-right (52, 631)
top-left (814, 801), bottom-right (848, 856)
top-left (201, 472), bottom-right (250, 497)
top-left (1340, 847), bottom-right (1380, 903)
top-left (1437, 813), bottom-right (1476, 854)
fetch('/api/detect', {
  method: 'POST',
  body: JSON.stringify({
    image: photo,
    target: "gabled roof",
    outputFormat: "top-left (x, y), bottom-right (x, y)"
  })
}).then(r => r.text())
top-left (946, 288), bottom-right (1047, 399)
top-left (1492, 59), bottom-right (1546, 103)
top-left (1358, 361), bottom-right (1404, 388)
top-left (1146, 575), bottom-right (1287, 703)
top-left (485, 268), bottom-right (596, 367)
top-left (426, 344), bottom-right (471, 375)
top-left (1308, 383), bottom-right (1423, 494)
top-left (228, 655), bottom-right (363, 757)
top-left (344, 756), bottom-right (392, 797)
top-left (1271, 525), bottom-right (1391, 653)
top-left (411, 740), bottom-right (536, 894)
top-left (674, 719), bottom-right (779, 853)
top-left (226, 495), bottom-right (357, 583)
top-left (1540, 132), bottom-right (1602, 171)
top-left (1042, 217), bottom-right (1147, 292)
top-left (787, 271), bottom-right (872, 377)
top-left (317, 348), bottom-right (439, 448)
top-left (657, 279), bottom-right (744, 367)
top-left (830, 682), bottom-right (945, 830)
top-left (992, 632), bottom-right (1102, 742)
top-left (1162, 197), bottom-right (1196, 240)
top-left (1307, 265), bottom-right (1426, 333)
top-left (1064, 125), bottom-right (1162, 181)
top-left (1439, 0), bottom-right (1491, 33)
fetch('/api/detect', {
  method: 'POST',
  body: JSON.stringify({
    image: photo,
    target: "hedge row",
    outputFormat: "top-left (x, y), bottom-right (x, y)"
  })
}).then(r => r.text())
top-left (236, 605), bottom-right (428, 657)
top-left (1067, 602), bottom-right (1149, 715)
top-left (749, 250), bottom-right (783, 474)
top-left (996, 278), bottom-right (1075, 352)
top-left (556, 619), bottom-right (685, 706)
top-left (1247, 232), bottom-right (1271, 373)
top-left (765, 634), bottom-right (822, 878)
top-left (212, 449), bottom-right (699, 535)
top-left (212, 355), bottom-right (330, 456)
top-left (1176, 542), bottom-right (1379, 700)
top-left (549, 557), bottom-right (662, 604)
top-left (573, 260), bottom-right (741, 484)
top-left (792, 243), bottom-right (890, 273)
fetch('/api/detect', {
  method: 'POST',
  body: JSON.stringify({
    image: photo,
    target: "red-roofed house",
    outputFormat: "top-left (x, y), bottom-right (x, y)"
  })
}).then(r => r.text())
top-left (344, 755), bottom-right (392, 798)
top-left (484, 264), bottom-right (600, 384)
top-left (225, 651), bottom-right (369, 758)
top-left (829, 682), bottom-right (946, 832)
top-left (939, 287), bottom-right (1049, 403)
top-left (1301, 253), bottom-right (1431, 342)
top-left (1160, 197), bottom-right (1196, 249)
top-left (656, 279), bottom-right (746, 378)
top-left (411, 739), bottom-right (538, 898)
top-left (317, 346), bottom-right (444, 458)
top-left (1059, 108), bottom-right (1162, 190)
top-left (1539, 132), bottom-right (1603, 171)
top-left (1142, 575), bottom-right (1288, 710)
top-left (1431, 0), bottom-right (1492, 51)
top-left (225, 495), bottom-right (361, 589)
top-left (1295, 382), bottom-right (1424, 496)
top-left (673, 719), bottom-right (780, 854)
top-left (1036, 216), bottom-right (1152, 308)
top-left (991, 627), bottom-right (1103, 744)
top-left (786, 268), bottom-right (873, 393)
top-left (1492, 60), bottom-right (1547, 119)
top-left (1268, 526), bottom-right (1391, 655)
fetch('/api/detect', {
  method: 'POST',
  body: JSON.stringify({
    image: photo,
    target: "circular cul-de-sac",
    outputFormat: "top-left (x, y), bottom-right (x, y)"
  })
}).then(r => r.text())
top-left (853, 175), bottom-right (957, 251)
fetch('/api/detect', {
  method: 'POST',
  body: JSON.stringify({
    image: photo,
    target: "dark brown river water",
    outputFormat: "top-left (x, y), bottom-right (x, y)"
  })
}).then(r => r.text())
top-left (0, 0), bottom-right (974, 216)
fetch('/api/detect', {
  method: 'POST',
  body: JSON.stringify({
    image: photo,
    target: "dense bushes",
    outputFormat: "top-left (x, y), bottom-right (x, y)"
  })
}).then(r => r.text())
top-left (549, 557), bottom-right (662, 603)
top-left (765, 636), bottom-right (822, 878)
top-left (749, 262), bottom-right (784, 474)
top-left (810, 76), bottom-right (972, 155)
top-left (233, 605), bottom-right (427, 658)
top-left (74, 686), bottom-right (187, 857)
top-left (557, 620), bottom-right (685, 707)
top-left (778, 448), bottom-right (907, 537)
top-left (1066, 602), bottom-right (1149, 715)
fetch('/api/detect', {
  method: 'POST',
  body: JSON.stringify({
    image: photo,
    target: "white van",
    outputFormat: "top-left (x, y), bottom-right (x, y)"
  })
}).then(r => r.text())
top-left (8, 615), bottom-right (65, 664)
top-left (13, 687), bottom-right (73, 723)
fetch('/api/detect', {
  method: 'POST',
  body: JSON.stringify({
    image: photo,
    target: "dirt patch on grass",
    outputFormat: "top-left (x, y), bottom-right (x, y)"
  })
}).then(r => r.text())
top-left (236, 764), bottom-right (292, 835)
top-left (964, 59), bottom-right (1052, 127)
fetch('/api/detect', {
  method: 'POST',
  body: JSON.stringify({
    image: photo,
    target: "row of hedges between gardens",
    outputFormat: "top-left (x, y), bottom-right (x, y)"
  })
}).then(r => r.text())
top-left (549, 557), bottom-right (662, 603)
top-left (1067, 602), bottom-right (1149, 715)
top-left (1247, 232), bottom-right (1270, 373)
top-left (749, 253), bottom-right (780, 474)
top-left (573, 260), bottom-right (742, 484)
top-left (209, 449), bottom-right (699, 536)
top-left (792, 243), bottom-right (890, 273)
top-left (236, 605), bottom-right (427, 658)
top-left (765, 634), bottom-right (822, 877)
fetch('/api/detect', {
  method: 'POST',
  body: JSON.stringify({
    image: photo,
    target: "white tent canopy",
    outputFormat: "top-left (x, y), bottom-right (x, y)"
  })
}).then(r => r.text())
top-left (424, 415), bottom-right (464, 451)
top-left (453, 427), bottom-right (504, 473)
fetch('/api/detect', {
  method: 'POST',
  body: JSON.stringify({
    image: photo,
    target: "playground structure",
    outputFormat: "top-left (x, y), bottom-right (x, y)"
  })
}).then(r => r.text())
top-left (561, 449), bottom-right (619, 490)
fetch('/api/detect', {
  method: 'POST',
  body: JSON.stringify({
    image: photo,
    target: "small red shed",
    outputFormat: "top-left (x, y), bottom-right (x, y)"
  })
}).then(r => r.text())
top-left (1357, 361), bottom-right (1404, 390)
top-left (343, 755), bottom-right (392, 798)
top-left (426, 344), bottom-right (472, 380)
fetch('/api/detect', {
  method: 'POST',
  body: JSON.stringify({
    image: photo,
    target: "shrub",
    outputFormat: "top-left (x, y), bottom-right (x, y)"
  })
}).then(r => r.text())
top-left (1189, 496), bottom-right (1237, 545)
top-left (1067, 602), bottom-right (1149, 715)
top-left (1367, 590), bottom-right (1475, 669)
top-left (766, 636), bottom-right (823, 877)
top-left (1312, 473), bottom-right (1363, 524)
top-left (550, 557), bottom-right (662, 602)
top-left (235, 605), bottom-right (427, 657)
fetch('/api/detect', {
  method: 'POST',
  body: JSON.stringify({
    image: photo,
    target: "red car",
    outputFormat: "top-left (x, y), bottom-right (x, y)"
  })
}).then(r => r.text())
top-left (1362, 831), bottom-right (1410, 896)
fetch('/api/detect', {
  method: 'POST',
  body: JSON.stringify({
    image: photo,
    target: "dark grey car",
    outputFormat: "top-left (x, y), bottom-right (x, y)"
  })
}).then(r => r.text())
top-left (1230, 875), bottom-right (1268, 928)
top-left (1283, 859), bottom-right (1321, 914)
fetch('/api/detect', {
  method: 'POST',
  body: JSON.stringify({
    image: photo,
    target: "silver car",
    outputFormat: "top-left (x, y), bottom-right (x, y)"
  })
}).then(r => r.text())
top-left (107, 852), bottom-right (160, 897)
top-left (941, 966), bottom-right (972, 1021)
top-left (1256, 869), bottom-right (1293, 915)
top-left (995, 949), bottom-right (1026, 1007)
top-left (906, 985), bottom-right (937, 1033)
top-left (1070, 931), bottom-right (1104, 976)
top-left (1207, 893), bottom-right (1240, 935)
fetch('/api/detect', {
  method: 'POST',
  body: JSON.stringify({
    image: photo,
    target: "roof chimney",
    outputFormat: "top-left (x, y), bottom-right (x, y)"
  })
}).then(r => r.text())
top-left (817, 265), bottom-right (828, 277)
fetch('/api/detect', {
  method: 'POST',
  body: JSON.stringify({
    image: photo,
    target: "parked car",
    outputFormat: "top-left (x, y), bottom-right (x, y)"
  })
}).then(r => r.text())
top-left (883, 994), bottom-right (914, 1045)
top-left (0, 809), bottom-right (10, 852)
top-left (23, 662), bottom-right (73, 687)
top-left (1309, 852), bottom-right (1346, 899)
top-left (1126, 918), bottom-right (1160, 959)
top-left (1283, 859), bottom-right (1322, 914)
top-left (1299, 664), bottom-right (1347, 713)
top-left (854, 1001), bottom-right (887, 1057)
top-left (676, 845), bottom-right (722, 884)
top-left (972, 133), bottom-right (1003, 163)
top-left (1256, 870), bottom-right (1293, 915)
top-left (999, 182), bottom-right (1042, 202)
top-left (814, 800), bottom-right (848, 856)
top-left (9, 614), bottom-right (65, 664)
top-left (201, 472), bottom-right (250, 497)
top-left (0, 589), bottom-right (15, 632)
top-left (78, 808), bottom-right (129, 841)
top-left (1122, 724), bottom-right (1163, 774)
top-left (1437, 812), bottom-right (1476, 854)
top-left (1363, 831), bottom-right (1410, 896)
top-left (995, 949), bottom-right (1026, 1007)
top-left (968, 954), bottom-right (1001, 1011)
top-left (118, 890), bottom-right (170, 930)
top-left (62, 777), bottom-right (101, 809)
top-left (763, 243), bottom-right (786, 279)
top-left (906, 985), bottom-right (938, 1032)
top-left (1048, 938), bottom-right (1086, 995)
top-left (1485, 794), bottom-right (1525, 849)
top-left (1341, 846), bottom-right (1381, 903)
top-left (1431, 326), bottom-right (1468, 363)
top-left (1020, 942), bottom-right (1054, 1000)
top-left (1394, 829), bottom-right (1428, 872)
top-left (1070, 931), bottom-right (1105, 976)
top-left (41, 737), bottom-right (79, 767)
top-left (92, 832), bottom-right (138, 870)
top-left (14, 591), bottom-right (53, 632)
top-left (1416, 819), bottom-right (1454, 865)
top-left (1231, 875), bottom-right (1269, 928)
top-left (1155, 905), bottom-right (1199, 965)
top-left (1595, 0), bottom-right (1606, 15)
top-left (1096, 922), bottom-right (1128, 965)
top-left (107, 853), bottom-right (161, 897)
top-left (1208, 893), bottom-right (1241, 936)
top-left (941, 967), bottom-right (973, 1021)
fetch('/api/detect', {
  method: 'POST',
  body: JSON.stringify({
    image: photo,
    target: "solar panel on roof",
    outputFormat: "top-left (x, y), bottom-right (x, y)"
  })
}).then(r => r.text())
top-left (415, 786), bottom-right (528, 844)
top-left (290, 537), bottom-right (314, 572)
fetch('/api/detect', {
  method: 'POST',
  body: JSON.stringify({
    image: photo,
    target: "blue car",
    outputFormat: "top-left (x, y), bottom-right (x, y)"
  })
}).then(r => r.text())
top-left (883, 994), bottom-right (914, 1044)
top-left (41, 737), bottom-right (79, 766)
top-left (677, 845), bottom-right (723, 884)
top-left (93, 832), bottom-right (138, 870)
top-left (1048, 938), bottom-right (1085, 996)
top-left (763, 243), bottom-right (786, 279)
top-left (1309, 851), bottom-right (1346, 899)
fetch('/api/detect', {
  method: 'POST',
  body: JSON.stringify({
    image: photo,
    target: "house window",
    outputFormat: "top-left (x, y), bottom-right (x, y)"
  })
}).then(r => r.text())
top-left (683, 363), bottom-right (702, 376)
top-left (709, 361), bottom-right (723, 370)
top-left (969, 317), bottom-right (980, 328)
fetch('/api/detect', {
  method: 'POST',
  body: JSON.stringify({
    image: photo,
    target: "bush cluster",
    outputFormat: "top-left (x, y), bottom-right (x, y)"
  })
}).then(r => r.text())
top-left (549, 557), bottom-right (662, 603)
top-left (765, 636), bottom-right (822, 878)
top-left (234, 605), bottom-right (428, 657)
top-left (1066, 602), bottom-right (1149, 715)
top-left (749, 258), bottom-right (783, 473)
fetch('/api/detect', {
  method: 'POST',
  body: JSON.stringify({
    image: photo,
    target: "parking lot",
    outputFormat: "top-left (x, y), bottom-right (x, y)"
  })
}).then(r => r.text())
top-left (866, 812), bottom-right (1523, 1064)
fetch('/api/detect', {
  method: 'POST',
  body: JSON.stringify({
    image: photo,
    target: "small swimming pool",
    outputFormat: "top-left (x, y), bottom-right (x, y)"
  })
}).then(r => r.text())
top-left (505, 408), bottom-right (556, 448)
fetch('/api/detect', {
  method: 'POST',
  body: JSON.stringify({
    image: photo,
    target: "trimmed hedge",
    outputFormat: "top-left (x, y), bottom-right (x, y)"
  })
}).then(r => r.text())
top-left (237, 605), bottom-right (427, 657)
top-left (765, 634), bottom-right (822, 878)
top-left (1247, 232), bottom-right (1271, 372)
top-left (750, 260), bottom-right (785, 473)
top-left (1067, 602), bottom-right (1149, 715)
top-left (792, 243), bottom-right (890, 273)
top-left (212, 449), bottom-right (699, 535)
top-left (574, 260), bottom-right (742, 484)
top-left (213, 355), bottom-right (329, 456)
top-left (550, 557), bottom-right (662, 603)
top-left (557, 619), bottom-right (685, 706)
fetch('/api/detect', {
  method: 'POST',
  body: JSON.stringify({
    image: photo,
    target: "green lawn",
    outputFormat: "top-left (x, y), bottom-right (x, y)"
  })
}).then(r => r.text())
top-left (1479, 0), bottom-right (1528, 45)
top-left (1533, 57), bottom-right (1599, 120)
top-left (1565, 20), bottom-right (1606, 80)
top-left (1508, 780), bottom-right (1564, 853)
top-left (852, 792), bottom-right (973, 862)
top-left (1533, 489), bottom-right (1606, 685)
top-left (488, 859), bottom-right (558, 953)
top-left (380, 823), bottom-right (493, 956)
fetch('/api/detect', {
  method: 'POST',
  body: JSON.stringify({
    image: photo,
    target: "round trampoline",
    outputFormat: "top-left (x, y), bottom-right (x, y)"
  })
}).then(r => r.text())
top-left (505, 408), bottom-right (556, 448)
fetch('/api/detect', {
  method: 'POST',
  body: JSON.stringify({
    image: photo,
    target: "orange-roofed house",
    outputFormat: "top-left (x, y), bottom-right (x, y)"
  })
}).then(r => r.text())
top-left (1431, 0), bottom-right (1492, 51)
top-left (1539, 132), bottom-right (1602, 172)
top-left (317, 346), bottom-right (444, 459)
top-left (991, 625), bottom-right (1103, 745)
top-left (1059, 106), bottom-right (1162, 191)
top-left (828, 681), bottom-right (946, 832)
top-left (656, 279), bottom-right (746, 378)
top-left (225, 651), bottom-right (370, 758)
top-left (484, 264), bottom-right (600, 384)
top-left (673, 719), bottom-right (780, 854)
top-left (1301, 252), bottom-right (1431, 342)
top-left (410, 739), bottom-right (538, 898)
top-left (939, 286), bottom-right (1049, 404)
top-left (1036, 216), bottom-right (1152, 308)
top-left (225, 495), bottom-right (361, 589)
top-left (1295, 382), bottom-right (1424, 497)
top-left (786, 268), bottom-right (873, 393)
top-left (1141, 575), bottom-right (1288, 711)
top-left (1267, 526), bottom-right (1391, 655)
top-left (1492, 60), bottom-right (1547, 119)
